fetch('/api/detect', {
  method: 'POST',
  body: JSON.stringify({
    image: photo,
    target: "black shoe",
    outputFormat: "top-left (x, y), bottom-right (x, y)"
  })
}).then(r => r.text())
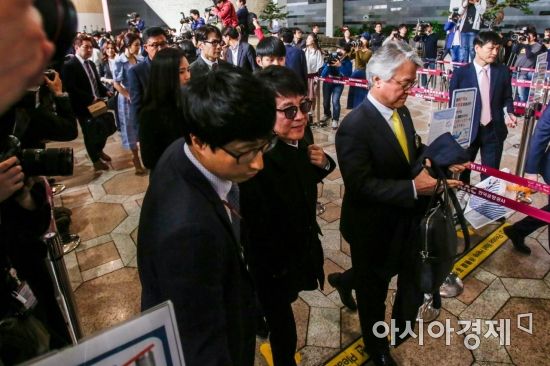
top-left (370, 350), bottom-right (397, 366)
top-left (328, 273), bottom-right (357, 311)
top-left (503, 226), bottom-right (531, 255)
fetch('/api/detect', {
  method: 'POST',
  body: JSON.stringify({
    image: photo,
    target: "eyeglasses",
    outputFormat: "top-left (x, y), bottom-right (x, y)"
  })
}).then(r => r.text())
top-left (203, 39), bottom-right (223, 46)
top-left (390, 78), bottom-right (418, 91)
top-left (220, 133), bottom-right (278, 164)
top-left (276, 99), bottom-right (312, 120)
top-left (147, 41), bottom-right (168, 49)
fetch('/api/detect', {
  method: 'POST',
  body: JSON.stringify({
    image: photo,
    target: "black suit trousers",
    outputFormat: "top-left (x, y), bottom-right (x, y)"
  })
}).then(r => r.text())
top-left (79, 118), bottom-right (107, 163)
top-left (460, 122), bottom-right (504, 183)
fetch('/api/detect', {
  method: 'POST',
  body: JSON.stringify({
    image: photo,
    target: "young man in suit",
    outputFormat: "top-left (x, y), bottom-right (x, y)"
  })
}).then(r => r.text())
top-left (336, 42), bottom-right (463, 365)
top-left (127, 27), bottom-right (168, 133)
top-left (449, 30), bottom-right (516, 183)
top-left (279, 28), bottom-right (308, 87)
top-left (61, 34), bottom-right (111, 171)
top-left (222, 26), bottom-right (257, 73)
top-left (190, 25), bottom-right (227, 79)
top-left (504, 106), bottom-right (550, 255)
top-left (138, 67), bottom-right (277, 366)
top-left (240, 66), bottom-right (334, 366)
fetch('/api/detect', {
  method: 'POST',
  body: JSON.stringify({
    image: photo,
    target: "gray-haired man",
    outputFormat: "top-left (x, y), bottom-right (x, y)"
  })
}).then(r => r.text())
top-left (335, 42), bottom-right (464, 365)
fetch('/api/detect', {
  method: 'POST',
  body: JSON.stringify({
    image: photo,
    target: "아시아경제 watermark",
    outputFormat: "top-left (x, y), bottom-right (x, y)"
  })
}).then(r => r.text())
top-left (372, 313), bottom-right (533, 349)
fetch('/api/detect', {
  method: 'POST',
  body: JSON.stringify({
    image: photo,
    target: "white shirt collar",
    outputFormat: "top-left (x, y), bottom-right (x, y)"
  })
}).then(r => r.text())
top-left (75, 53), bottom-right (89, 66)
top-left (200, 54), bottom-right (217, 69)
top-left (184, 143), bottom-right (233, 202)
top-left (473, 59), bottom-right (491, 76)
top-left (367, 92), bottom-right (394, 123)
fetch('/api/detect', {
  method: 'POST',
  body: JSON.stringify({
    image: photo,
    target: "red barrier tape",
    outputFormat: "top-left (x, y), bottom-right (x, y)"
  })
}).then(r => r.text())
top-left (469, 162), bottom-right (550, 195)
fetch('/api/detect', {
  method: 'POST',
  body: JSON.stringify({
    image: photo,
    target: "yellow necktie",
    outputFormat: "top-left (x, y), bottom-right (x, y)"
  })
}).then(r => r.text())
top-left (391, 110), bottom-right (409, 162)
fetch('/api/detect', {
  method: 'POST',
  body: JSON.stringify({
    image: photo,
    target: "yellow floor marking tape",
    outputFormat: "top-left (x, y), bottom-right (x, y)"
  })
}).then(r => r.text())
top-left (324, 223), bottom-right (511, 365)
top-left (260, 342), bottom-right (302, 366)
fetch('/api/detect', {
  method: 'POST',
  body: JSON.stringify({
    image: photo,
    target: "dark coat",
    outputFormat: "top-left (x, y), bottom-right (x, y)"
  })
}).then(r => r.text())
top-left (284, 44), bottom-right (308, 86)
top-left (224, 42), bottom-right (258, 73)
top-left (189, 57), bottom-right (230, 80)
top-left (449, 62), bottom-right (514, 144)
top-left (525, 107), bottom-right (550, 183)
top-left (336, 98), bottom-right (428, 278)
top-left (137, 138), bottom-right (256, 366)
top-left (127, 57), bottom-right (151, 127)
top-left (61, 56), bottom-right (107, 120)
top-left (240, 140), bottom-right (335, 301)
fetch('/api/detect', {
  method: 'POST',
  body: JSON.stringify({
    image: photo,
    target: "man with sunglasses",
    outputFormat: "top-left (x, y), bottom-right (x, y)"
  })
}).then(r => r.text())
top-left (190, 25), bottom-right (229, 79)
top-left (128, 27), bottom-right (168, 133)
top-left (138, 67), bottom-right (276, 366)
top-left (240, 66), bottom-right (335, 366)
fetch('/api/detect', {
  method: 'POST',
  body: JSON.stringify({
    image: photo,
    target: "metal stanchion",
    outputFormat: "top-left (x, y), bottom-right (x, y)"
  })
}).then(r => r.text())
top-left (315, 77), bottom-right (321, 125)
top-left (439, 272), bottom-right (464, 298)
top-left (515, 102), bottom-right (543, 177)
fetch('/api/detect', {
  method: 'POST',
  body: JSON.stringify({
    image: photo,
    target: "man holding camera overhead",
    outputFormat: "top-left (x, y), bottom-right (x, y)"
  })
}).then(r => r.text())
top-left (210, 0), bottom-right (238, 28)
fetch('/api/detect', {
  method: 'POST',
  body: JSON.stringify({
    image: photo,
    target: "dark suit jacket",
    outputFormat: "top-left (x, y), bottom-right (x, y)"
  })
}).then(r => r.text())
top-left (137, 138), bottom-right (256, 366)
top-left (127, 57), bottom-right (151, 127)
top-left (449, 62), bottom-right (514, 143)
top-left (224, 42), bottom-right (257, 73)
top-left (190, 57), bottom-right (230, 80)
top-left (240, 140), bottom-right (334, 301)
top-left (525, 107), bottom-right (550, 183)
top-left (61, 56), bottom-right (107, 120)
top-left (336, 98), bottom-right (427, 277)
top-left (284, 44), bottom-right (308, 86)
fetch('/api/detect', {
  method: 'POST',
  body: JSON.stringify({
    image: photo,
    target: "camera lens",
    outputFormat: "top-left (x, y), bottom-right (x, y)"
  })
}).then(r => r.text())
top-left (33, 0), bottom-right (78, 63)
top-left (21, 148), bottom-right (74, 176)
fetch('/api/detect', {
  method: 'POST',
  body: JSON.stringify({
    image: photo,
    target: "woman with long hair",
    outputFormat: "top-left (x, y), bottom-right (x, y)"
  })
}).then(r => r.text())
top-left (99, 40), bottom-right (117, 92)
top-left (347, 32), bottom-right (372, 109)
top-left (303, 33), bottom-right (324, 125)
top-left (113, 32), bottom-right (146, 175)
top-left (139, 48), bottom-right (191, 170)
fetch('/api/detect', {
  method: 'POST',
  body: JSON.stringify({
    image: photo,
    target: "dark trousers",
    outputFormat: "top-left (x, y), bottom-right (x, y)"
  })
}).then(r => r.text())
top-left (513, 197), bottom-right (550, 238)
top-left (257, 283), bottom-right (298, 366)
top-left (352, 250), bottom-right (423, 353)
top-left (78, 118), bottom-right (107, 163)
top-left (460, 122), bottom-right (504, 183)
top-left (322, 83), bottom-right (344, 121)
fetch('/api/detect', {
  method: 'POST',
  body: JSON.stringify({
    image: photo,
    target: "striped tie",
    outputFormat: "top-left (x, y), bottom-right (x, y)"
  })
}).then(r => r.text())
top-left (391, 110), bottom-right (409, 162)
top-left (83, 60), bottom-right (100, 98)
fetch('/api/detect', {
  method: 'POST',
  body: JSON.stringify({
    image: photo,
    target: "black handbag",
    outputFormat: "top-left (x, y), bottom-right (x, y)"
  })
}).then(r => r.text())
top-left (416, 163), bottom-right (470, 294)
top-left (84, 110), bottom-right (116, 144)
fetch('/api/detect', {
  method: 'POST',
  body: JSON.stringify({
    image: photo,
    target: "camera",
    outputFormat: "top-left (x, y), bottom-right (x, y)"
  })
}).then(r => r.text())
top-left (180, 12), bottom-right (193, 24)
top-left (350, 40), bottom-right (361, 48)
top-left (32, 0), bottom-right (77, 64)
top-left (44, 69), bottom-right (56, 81)
top-left (451, 7), bottom-right (460, 22)
top-left (324, 51), bottom-right (343, 65)
top-left (510, 31), bottom-right (526, 43)
top-left (0, 135), bottom-right (73, 177)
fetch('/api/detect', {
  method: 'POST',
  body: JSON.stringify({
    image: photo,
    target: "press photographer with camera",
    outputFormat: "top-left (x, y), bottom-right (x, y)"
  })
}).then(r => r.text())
top-left (348, 33), bottom-right (372, 109)
top-left (512, 26), bottom-right (546, 103)
top-left (189, 9), bottom-right (206, 31)
top-left (209, 0), bottom-right (238, 28)
top-left (458, 0), bottom-right (487, 63)
top-left (320, 44), bottom-right (353, 130)
top-left (127, 12), bottom-right (145, 33)
top-left (443, 10), bottom-right (462, 66)
top-left (414, 22), bottom-right (439, 87)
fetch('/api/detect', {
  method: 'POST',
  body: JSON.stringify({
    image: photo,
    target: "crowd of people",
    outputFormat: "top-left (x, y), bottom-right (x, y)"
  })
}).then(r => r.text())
top-left (1, 0), bottom-right (550, 365)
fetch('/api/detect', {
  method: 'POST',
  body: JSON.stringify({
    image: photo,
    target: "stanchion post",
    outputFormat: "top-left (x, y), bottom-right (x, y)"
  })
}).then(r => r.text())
top-left (315, 77), bottom-right (321, 123)
top-left (515, 102), bottom-right (543, 176)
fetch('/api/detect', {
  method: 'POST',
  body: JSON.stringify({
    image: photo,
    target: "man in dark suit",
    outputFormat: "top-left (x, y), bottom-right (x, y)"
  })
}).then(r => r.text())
top-left (280, 28), bottom-right (308, 86)
top-left (240, 66), bottom-right (334, 366)
top-left (190, 25), bottom-right (228, 79)
top-left (127, 27), bottom-right (168, 133)
top-left (504, 106), bottom-right (550, 255)
top-left (222, 26), bottom-right (257, 73)
top-left (336, 42), bottom-right (463, 365)
top-left (449, 30), bottom-right (516, 182)
top-left (61, 34), bottom-right (110, 171)
top-left (138, 68), bottom-right (277, 366)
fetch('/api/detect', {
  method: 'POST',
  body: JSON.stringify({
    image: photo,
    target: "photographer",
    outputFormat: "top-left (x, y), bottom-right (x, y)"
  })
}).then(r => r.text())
top-left (348, 33), bottom-right (372, 109)
top-left (320, 44), bottom-right (353, 130)
top-left (458, 0), bottom-right (487, 63)
top-left (210, 0), bottom-right (238, 28)
top-left (190, 9), bottom-right (205, 31)
top-left (414, 22), bottom-right (439, 88)
top-left (513, 26), bottom-right (546, 102)
top-left (128, 13), bottom-right (145, 33)
top-left (370, 22), bottom-right (385, 52)
top-left (384, 25), bottom-right (408, 46)
top-left (444, 12), bottom-right (462, 66)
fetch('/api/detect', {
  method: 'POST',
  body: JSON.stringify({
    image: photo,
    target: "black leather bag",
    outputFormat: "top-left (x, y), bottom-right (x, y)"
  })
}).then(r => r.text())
top-left (417, 163), bottom-right (470, 293)
top-left (84, 110), bottom-right (116, 144)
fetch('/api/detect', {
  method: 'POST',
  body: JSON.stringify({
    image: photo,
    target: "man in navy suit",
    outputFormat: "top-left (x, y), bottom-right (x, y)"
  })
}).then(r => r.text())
top-left (336, 42), bottom-right (464, 365)
top-left (190, 25), bottom-right (228, 79)
top-left (449, 31), bottom-right (516, 182)
top-left (138, 68), bottom-right (277, 365)
top-left (280, 28), bottom-right (308, 86)
top-left (127, 27), bottom-right (168, 131)
top-left (222, 26), bottom-right (257, 73)
top-left (504, 106), bottom-right (550, 255)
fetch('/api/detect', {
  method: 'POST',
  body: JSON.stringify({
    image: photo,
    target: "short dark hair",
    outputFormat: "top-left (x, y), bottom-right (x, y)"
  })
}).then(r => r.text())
top-left (294, 27), bottom-right (303, 34)
top-left (179, 40), bottom-right (197, 63)
top-left (222, 26), bottom-right (239, 40)
top-left (143, 47), bottom-right (186, 111)
top-left (375, 22), bottom-right (383, 27)
top-left (280, 28), bottom-right (294, 44)
top-left (143, 27), bottom-right (167, 44)
top-left (256, 37), bottom-right (286, 58)
top-left (525, 26), bottom-right (537, 37)
top-left (239, 0), bottom-right (246, 4)
top-left (398, 24), bottom-right (407, 30)
top-left (255, 65), bottom-right (306, 98)
top-left (195, 25), bottom-right (222, 43)
top-left (121, 32), bottom-right (141, 52)
top-left (74, 34), bottom-right (93, 48)
top-left (473, 31), bottom-right (502, 47)
top-left (190, 9), bottom-right (199, 16)
top-left (182, 67), bottom-right (276, 148)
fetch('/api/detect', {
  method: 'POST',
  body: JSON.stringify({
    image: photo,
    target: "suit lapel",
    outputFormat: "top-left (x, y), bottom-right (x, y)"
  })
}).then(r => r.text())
top-left (489, 64), bottom-right (497, 102)
top-left (397, 107), bottom-right (416, 162)
top-left (75, 59), bottom-right (94, 96)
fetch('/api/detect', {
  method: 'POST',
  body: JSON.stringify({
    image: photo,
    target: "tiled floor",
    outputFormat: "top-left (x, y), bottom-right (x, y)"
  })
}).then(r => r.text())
top-left (50, 90), bottom-right (550, 365)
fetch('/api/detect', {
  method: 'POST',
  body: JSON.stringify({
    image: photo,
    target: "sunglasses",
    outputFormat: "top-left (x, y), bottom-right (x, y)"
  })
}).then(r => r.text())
top-left (276, 99), bottom-right (312, 120)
